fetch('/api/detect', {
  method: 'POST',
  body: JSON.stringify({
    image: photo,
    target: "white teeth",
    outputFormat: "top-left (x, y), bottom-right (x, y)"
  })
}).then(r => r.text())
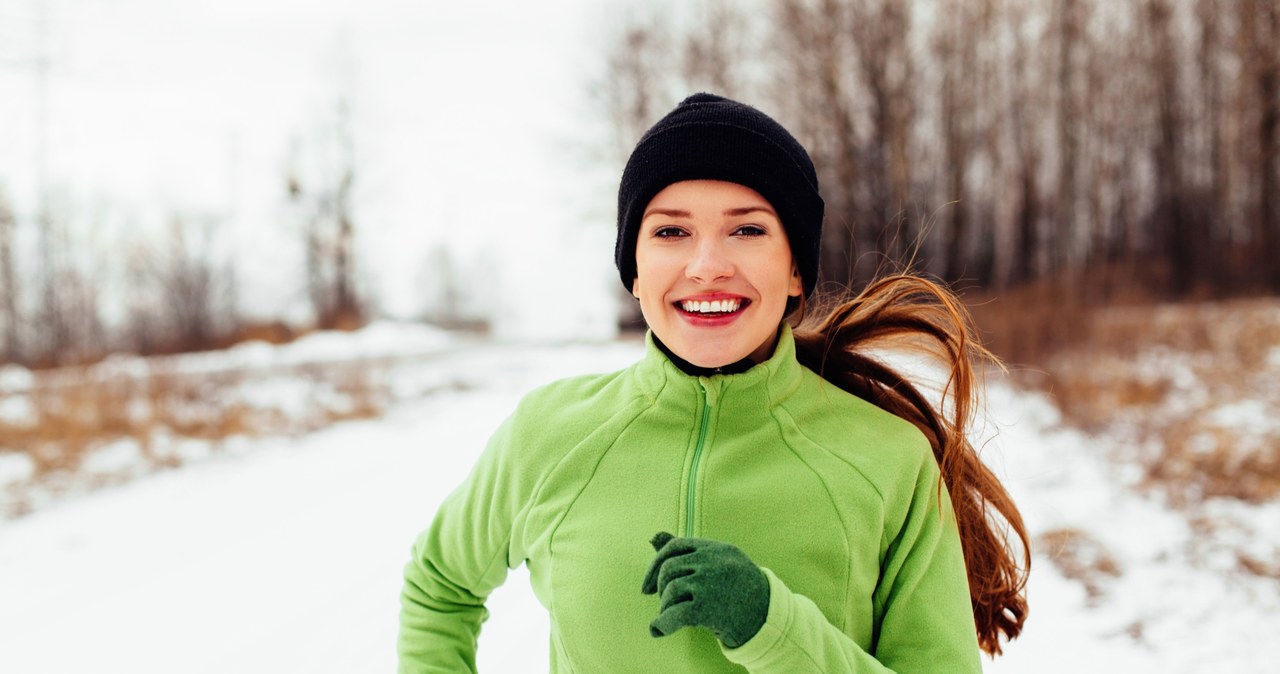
top-left (681, 299), bottom-right (742, 314)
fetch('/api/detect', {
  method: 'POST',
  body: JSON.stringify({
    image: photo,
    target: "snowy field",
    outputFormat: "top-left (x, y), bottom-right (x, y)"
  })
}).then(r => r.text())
top-left (2, 326), bottom-right (1279, 672)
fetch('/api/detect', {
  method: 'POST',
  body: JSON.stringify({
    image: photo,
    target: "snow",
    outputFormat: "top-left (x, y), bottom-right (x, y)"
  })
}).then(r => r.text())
top-left (0, 394), bottom-right (35, 427)
top-left (267, 321), bottom-right (455, 364)
top-left (1207, 398), bottom-right (1277, 436)
top-left (0, 365), bottom-right (34, 395)
top-left (0, 333), bottom-right (636, 673)
top-left (0, 452), bottom-right (34, 487)
top-left (980, 383), bottom-right (1280, 672)
top-left (2, 326), bottom-right (1279, 672)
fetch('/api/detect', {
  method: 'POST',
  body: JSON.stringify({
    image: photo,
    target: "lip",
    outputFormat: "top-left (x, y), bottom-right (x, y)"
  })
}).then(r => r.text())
top-left (675, 292), bottom-right (747, 303)
top-left (672, 292), bottom-right (751, 327)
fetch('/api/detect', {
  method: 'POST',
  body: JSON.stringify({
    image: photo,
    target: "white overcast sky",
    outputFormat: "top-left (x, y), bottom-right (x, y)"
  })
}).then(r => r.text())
top-left (0, 0), bottom-right (634, 331)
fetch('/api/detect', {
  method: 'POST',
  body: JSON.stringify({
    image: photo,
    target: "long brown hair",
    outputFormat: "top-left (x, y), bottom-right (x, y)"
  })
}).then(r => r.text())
top-left (790, 273), bottom-right (1029, 656)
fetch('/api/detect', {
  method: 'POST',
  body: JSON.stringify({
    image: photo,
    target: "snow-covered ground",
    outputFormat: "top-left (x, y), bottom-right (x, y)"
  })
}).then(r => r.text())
top-left (1, 326), bottom-right (1278, 672)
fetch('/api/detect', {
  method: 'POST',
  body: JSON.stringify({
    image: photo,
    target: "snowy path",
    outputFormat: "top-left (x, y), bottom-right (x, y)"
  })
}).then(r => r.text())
top-left (2, 340), bottom-right (1278, 672)
top-left (0, 379), bottom-right (543, 672)
top-left (0, 343), bottom-right (622, 674)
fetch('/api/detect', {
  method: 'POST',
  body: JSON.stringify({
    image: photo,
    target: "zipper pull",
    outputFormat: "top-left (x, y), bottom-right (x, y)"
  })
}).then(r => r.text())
top-left (700, 378), bottom-right (719, 408)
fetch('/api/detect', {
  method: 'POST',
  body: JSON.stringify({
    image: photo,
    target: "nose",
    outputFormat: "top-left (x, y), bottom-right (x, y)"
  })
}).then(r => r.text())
top-left (685, 238), bottom-right (734, 283)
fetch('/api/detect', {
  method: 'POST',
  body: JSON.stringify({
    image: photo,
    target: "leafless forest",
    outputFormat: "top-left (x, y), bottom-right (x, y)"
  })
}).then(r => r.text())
top-left (599, 0), bottom-right (1279, 342)
top-left (2, 0), bottom-right (1276, 368)
top-left (0, 93), bottom-right (365, 368)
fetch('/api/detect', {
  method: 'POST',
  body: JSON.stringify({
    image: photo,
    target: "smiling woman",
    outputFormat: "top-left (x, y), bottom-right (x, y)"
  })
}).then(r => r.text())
top-left (632, 180), bottom-right (802, 368)
top-left (398, 93), bottom-right (1029, 673)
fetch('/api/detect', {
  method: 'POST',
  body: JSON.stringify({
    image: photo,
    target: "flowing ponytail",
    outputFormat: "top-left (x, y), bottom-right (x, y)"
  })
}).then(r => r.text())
top-left (791, 273), bottom-right (1029, 655)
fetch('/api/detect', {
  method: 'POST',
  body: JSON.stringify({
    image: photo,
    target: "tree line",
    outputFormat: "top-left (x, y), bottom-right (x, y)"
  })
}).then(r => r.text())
top-left (599, 0), bottom-right (1280, 299)
top-left (0, 94), bottom-right (367, 369)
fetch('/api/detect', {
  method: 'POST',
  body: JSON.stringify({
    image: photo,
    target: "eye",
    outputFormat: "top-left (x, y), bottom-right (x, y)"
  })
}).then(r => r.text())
top-left (733, 224), bottom-right (767, 237)
top-left (653, 226), bottom-right (688, 238)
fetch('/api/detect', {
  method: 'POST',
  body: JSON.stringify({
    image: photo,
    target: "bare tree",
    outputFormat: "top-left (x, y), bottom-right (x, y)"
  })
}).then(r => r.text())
top-left (0, 188), bottom-right (19, 363)
top-left (420, 244), bottom-right (463, 328)
top-left (934, 0), bottom-right (981, 281)
top-left (123, 240), bottom-right (164, 356)
top-left (1239, 0), bottom-right (1280, 288)
top-left (1003, 0), bottom-right (1047, 286)
top-left (851, 0), bottom-right (916, 270)
top-left (1050, 0), bottom-right (1086, 274)
top-left (33, 199), bottom-right (75, 366)
top-left (160, 215), bottom-right (235, 350)
top-left (1194, 0), bottom-right (1241, 291)
top-left (287, 94), bottom-right (365, 331)
top-left (599, 9), bottom-right (678, 162)
top-left (681, 0), bottom-right (751, 98)
top-left (1142, 0), bottom-right (1214, 294)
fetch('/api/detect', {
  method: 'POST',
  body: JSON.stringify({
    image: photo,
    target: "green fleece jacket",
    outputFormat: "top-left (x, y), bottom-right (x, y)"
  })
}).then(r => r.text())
top-left (399, 326), bottom-right (982, 673)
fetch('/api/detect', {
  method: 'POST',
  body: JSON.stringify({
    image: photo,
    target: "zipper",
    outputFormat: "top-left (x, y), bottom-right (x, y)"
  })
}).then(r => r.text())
top-left (685, 381), bottom-right (713, 537)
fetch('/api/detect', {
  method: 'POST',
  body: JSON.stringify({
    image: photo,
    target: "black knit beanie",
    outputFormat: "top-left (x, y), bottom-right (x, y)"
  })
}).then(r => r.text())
top-left (615, 93), bottom-right (825, 297)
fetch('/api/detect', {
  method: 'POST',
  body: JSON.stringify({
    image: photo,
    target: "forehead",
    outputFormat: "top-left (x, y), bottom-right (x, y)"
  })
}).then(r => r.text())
top-left (645, 180), bottom-right (775, 212)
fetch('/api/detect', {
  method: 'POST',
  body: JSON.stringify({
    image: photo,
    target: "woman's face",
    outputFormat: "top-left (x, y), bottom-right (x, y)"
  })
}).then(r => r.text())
top-left (632, 180), bottom-right (802, 368)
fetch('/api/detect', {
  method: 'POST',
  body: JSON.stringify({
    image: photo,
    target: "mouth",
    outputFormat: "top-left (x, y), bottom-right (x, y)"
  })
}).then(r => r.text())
top-left (674, 297), bottom-right (751, 318)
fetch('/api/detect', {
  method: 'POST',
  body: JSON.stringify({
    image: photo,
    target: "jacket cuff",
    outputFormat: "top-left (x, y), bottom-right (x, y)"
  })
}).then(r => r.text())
top-left (720, 566), bottom-right (793, 666)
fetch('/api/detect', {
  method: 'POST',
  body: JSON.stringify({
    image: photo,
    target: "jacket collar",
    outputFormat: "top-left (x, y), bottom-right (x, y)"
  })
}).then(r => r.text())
top-left (651, 336), bottom-right (757, 377)
top-left (633, 323), bottom-right (806, 413)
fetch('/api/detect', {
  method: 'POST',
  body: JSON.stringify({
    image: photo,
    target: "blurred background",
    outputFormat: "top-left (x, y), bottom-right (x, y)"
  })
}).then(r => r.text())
top-left (2, 0), bottom-right (1278, 357)
top-left (1, 0), bottom-right (1278, 671)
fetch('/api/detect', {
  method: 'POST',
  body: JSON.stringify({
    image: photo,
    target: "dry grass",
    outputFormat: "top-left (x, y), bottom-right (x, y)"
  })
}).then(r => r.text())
top-left (1037, 527), bottom-right (1122, 605)
top-left (1236, 551), bottom-right (1280, 580)
top-left (0, 359), bottom-right (395, 516)
top-left (1037, 298), bottom-right (1280, 506)
top-left (970, 279), bottom-right (1280, 513)
top-left (965, 263), bottom-right (1170, 367)
top-left (911, 278), bottom-right (1280, 594)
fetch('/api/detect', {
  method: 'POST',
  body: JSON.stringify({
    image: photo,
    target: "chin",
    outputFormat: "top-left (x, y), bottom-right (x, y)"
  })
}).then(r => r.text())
top-left (688, 355), bottom-right (741, 368)
top-left (676, 340), bottom-right (753, 368)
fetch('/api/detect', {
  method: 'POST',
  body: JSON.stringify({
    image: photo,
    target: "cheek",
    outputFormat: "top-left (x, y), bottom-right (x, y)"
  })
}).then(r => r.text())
top-left (630, 270), bottom-right (665, 311)
top-left (634, 250), bottom-right (676, 293)
top-left (759, 249), bottom-right (800, 299)
top-left (633, 246), bottom-right (654, 290)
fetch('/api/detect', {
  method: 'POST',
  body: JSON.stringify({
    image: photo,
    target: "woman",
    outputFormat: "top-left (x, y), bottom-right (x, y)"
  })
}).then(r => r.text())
top-left (399, 93), bottom-right (1028, 672)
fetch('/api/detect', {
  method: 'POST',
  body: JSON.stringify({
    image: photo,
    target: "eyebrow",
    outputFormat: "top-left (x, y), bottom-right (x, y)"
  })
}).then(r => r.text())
top-left (642, 206), bottom-right (778, 220)
top-left (642, 208), bottom-right (692, 220)
top-left (725, 206), bottom-right (777, 217)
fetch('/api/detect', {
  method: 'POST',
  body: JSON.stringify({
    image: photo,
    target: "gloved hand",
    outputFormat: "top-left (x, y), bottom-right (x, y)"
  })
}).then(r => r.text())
top-left (640, 531), bottom-right (770, 649)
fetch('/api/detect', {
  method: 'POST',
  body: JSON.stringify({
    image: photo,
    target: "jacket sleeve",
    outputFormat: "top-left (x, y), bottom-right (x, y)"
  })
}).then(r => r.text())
top-left (397, 409), bottom-right (535, 674)
top-left (721, 451), bottom-right (983, 673)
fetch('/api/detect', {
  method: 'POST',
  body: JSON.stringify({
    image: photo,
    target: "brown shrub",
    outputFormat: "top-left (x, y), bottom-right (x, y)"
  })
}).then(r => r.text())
top-left (215, 321), bottom-right (301, 349)
top-left (1037, 527), bottom-right (1122, 605)
top-left (1, 358), bottom-right (395, 497)
top-left (1236, 552), bottom-right (1280, 580)
top-left (965, 262), bottom-right (1169, 367)
top-left (1147, 424), bottom-right (1280, 506)
top-left (984, 292), bottom-right (1280, 506)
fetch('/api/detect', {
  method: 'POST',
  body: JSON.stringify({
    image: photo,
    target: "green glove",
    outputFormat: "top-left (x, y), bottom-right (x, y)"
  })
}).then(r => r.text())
top-left (640, 531), bottom-right (770, 649)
